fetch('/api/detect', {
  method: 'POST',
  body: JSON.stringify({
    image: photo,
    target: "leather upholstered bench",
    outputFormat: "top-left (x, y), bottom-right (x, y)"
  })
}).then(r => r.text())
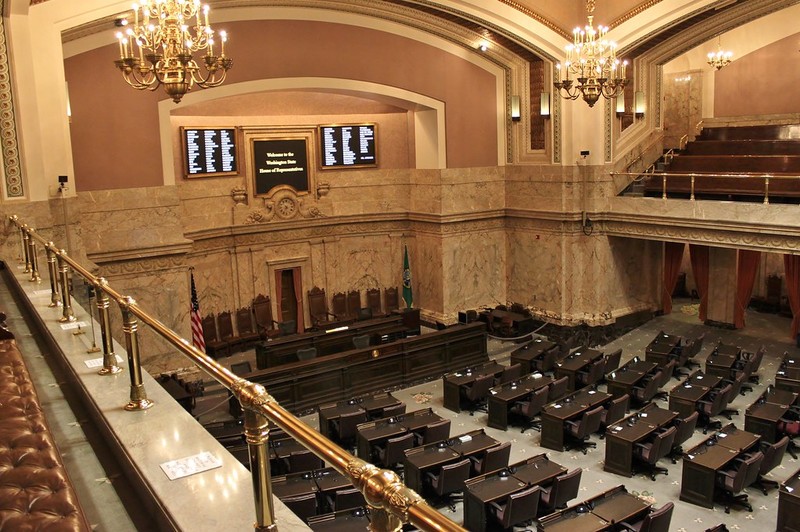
top-left (0, 324), bottom-right (91, 531)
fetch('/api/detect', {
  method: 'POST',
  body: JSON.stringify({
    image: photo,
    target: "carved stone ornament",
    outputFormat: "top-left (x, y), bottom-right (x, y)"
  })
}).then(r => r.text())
top-left (231, 186), bottom-right (247, 205)
top-left (242, 189), bottom-right (325, 224)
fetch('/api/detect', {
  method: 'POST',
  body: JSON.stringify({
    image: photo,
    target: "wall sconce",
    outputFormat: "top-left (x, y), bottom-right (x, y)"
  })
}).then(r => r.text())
top-left (615, 93), bottom-right (625, 117)
top-left (634, 91), bottom-right (645, 117)
top-left (511, 95), bottom-right (521, 121)
top-left (540, 92), bottom-right (550, 117)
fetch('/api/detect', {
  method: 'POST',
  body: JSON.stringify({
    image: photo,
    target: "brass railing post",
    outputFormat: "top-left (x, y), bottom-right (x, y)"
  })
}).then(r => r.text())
top-left (662, 174), bottom-right (667, 199)
top-left (243, 405), bottom-right (277, 531)
top-left (45, 244), bottom-right (61, 307)
top-left (764, 176), bottom-right (770, 205)
top-left (96, 279), bottom-right (122, 376)
top-left (690, 175), bottom-right (695, 201)
top-left (56, 251), bottom-right (76, 322)
top-left (118, 296), bottom-right (154, 411)
top-left (11, 215), bottom-right (24, 262)
top-left (22, 225), bottom-right (31, 273)
top-left (27, 229), bottom-right (41, 283)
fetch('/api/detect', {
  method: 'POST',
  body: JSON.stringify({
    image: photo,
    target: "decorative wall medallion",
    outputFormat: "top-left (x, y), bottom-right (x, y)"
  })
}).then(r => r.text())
top-left (276, 197), bottom-right (297, 219)
top-left (0, 2), bottom-right (25, 198)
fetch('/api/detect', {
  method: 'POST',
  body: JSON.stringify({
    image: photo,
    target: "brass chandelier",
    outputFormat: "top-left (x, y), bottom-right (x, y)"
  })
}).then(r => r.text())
top-left (554, 0), bottom-right (627, 107)
top-left (707, 37), bottom-right (733, 70)
top-left (114, 0), bottom-right (232, 103)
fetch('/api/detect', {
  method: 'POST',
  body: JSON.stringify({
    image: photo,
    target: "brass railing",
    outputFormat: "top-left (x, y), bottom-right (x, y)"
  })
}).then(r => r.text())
top-left (613, 171), bottom-right (800, 204)
top-left (7, 215), bottom-right (464, 532)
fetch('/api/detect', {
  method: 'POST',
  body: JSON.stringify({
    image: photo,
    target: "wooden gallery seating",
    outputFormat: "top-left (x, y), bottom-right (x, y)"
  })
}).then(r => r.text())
top-left (0, 322), bottom-right (92, 531)
top-left (643, 124), bottom-right (800, 201)
top-left (202, 295), bottom-right (283, 358)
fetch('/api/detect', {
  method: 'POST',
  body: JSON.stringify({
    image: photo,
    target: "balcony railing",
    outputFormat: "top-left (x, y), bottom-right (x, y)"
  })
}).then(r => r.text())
top-left (7, 214), bottom-right (464, 532)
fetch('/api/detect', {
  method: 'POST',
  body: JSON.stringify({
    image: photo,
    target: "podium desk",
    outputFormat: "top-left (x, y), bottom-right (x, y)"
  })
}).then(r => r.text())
top-left (605, 360), bottom-right (658, 399)
top-left (540, 388), bottom-right (612, 451)
top-left (604, 405), bottom-right (678, 477)
top-left (680, 440), bottom-right (740, 508)
top-left (778, 466), bottom-right (800, 532)
top-left (442, 361), bottom-right (505, 412)
top-left (464, 470), bottom-right (528, 532)
top-left (402, 443), bottom-right (460, 492)
top-left (487, 374), bottom-right (552, 430)
top-left (510, 338), bottom-right (556, 374)
top-left (554, 349), bottom-right (604, 391)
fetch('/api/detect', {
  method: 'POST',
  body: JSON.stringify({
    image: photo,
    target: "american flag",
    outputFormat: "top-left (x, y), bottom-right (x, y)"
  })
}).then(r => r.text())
top-left (190, 271), bottom-right (205, 353)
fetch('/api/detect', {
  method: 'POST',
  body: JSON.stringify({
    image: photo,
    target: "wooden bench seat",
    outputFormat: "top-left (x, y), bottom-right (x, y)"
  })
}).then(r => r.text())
top-left (683, 140), bottom-right (800, 156)
top-left (667, 155), bottom-right (800, 174)
top-left (643, 174), bottom-right (800, 198)
top-left (699, 124), bottom-right (800, 141)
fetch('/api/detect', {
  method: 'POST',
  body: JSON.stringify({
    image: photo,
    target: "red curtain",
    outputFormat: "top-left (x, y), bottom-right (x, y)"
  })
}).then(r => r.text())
top-left (662, 242), bottom-right (685, 315)
top-left (274, 269), bottom-right (283, 329)
top-left (785, 255), bottom-right (800, 339)
top-left (292, 267), bottom-right (304, 332)
top-left (734, 250), bottom-right (760, 329)
top-left (689, 245), bottom-right (710, 322)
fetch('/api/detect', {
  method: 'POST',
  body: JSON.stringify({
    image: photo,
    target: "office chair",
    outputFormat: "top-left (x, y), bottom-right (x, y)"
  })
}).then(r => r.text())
top-left (660, 359), bottom-right (677, 384)
top-left (463, 373), bottom-right (494, 414)
top-left (297, 347), bottom-right (317, 361)
top-left (631, 374), bottom-right (660, 406)
top-left (599, 394), bottom-right (630, 438)
top-left (604, 348), bottom-right (623, 373)
top-left (534, 345), bottom-right (560, 374)
top-left (352, 334), bottom-right (371, 349)
top-left (576, 358), bottom-right (606, 389)
top-left (649, 368), bottom-right (670, 402)
top-left (633, 425), bottom-right (677, 481)
top-left (469, 441), bottom-right (511, 476)
top-left (666, 410), bottom-right (699, 463)
top-left (424, 458), bottom-right (471, 511)
top-left (326, 487), bottom-right (366, 512)
top-left (281, 492), bottom-right (318, 521)
top-left (283, 449), bottom-right (324, 474)
top-left (749, 435), bottom-right (789, 495)
top-left (488, 485), bottom-right (541, 530)
top-left (548, 376), bottom-right (569, 402)
top-left (564, 406), bottom-right (603, 454)
top-left (720, 373), bottom-right (747, 419)
top-left (538, 468), bottom-right (582, 515)
top-left (330, 410), bottom-right (368, 449)
top-left (511, 385), bottom-right (549, 433)
top-left (415, 418), bottom-right (451, 446)
top-left (375, 432), bottom-right (415, 470)
top-left (698, 383), bottom-right (732, 433)
top-left (497, 363), bottom-right (523, 386)
top-left (618, 501), bottom-right (674, 532)
top-left (715, 450), bottom-right (764, 513)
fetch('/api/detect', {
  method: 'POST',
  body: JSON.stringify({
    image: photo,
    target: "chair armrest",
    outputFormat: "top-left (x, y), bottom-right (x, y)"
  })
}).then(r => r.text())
top-left (488, 501), bottom-right (504, 514)
top-left (617, 522), bottom-right (637, 532)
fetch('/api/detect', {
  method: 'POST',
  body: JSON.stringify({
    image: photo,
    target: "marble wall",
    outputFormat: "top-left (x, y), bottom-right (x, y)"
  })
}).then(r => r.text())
top-left (662, 70), bottom-right (703, 148)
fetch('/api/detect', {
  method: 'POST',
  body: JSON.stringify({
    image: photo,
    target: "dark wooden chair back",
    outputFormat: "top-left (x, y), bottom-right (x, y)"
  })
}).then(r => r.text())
top-left (307, 286), bottom-right (328, 327)
top-left (384, 287), bottom-right (399, 312)
top-left (366, 288), bottom-right (382, 315)
top-left (331, 292), bottom-right (347, 320)
top-left (346, 290), bottom-right (361, 319)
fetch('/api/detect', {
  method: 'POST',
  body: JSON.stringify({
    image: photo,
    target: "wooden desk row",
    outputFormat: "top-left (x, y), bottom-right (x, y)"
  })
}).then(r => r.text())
top-left (464, 453), bottom-right (566, 531)
top-left (745, 386), bottom-right (799, 444)
top-left (554, 348), bottom-right (605, 392)
top-left (776, 351), bottom-right (800, 394)
top-left (680, 423), bottom-right (760, 508)
top-left (317, 393), bottom-right (403, 438)
top-left (487, 373), bottom-right (553, 430)
top-left (605, 358), bottom-right (659, 399)
top-left (255, 310), bottom-right (420, 368)
top-left (538, 485), bottom-right (651, 532)
top-left (540, 388), bottom-right (613, 451)
top-left (356, 408), bottom-right (445, 461)
top-left (238, 322), bottom-right (488, 413)
top-left (510, 338), bottom-right (558, 374)
top-left (442, 360), bottom-right (506, 413)
top-left (604, 404), bottom-right (678, 477)
top-left (668, 371), bottom-right (724, 419)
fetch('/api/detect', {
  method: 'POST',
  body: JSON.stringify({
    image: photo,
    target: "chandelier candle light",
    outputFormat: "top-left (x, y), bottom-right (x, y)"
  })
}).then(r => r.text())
top-left (114, 0), bottom-right (232, 103)
top-left (707, 37), bottom-right (733, 70)
top-left (554, 0), bottom-right (628, 107)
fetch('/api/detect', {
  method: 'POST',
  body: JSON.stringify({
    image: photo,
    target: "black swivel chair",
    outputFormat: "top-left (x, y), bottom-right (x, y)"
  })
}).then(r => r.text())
top-left (576, 358), bottom-right (607, 389)
top-left (498, 363), bottom-right (523, 386)
top-left (489, 485), bottom-right (541, 530)
top-left (631, 374), bottom-right (660, 406)
top-left (538, 468), bottom-right (582, 515)
top-left (548, 376), bottom-right (569, 402)
top-left (619, 501), bottom-right (674, 532)
top-left (469, 441), bottom-right (511, 476)
top-left (425, 458), bottom-right (471, 511)
top-left (375, 432), bottom-right (415, 471)
top-left (749, 435), bottom-right (789, 495)
top-left (331, 410), bottom-right (368, 449)
top-left (599, 394), bottom-right (630, 438)
top-left (564, 406), bottom-right (603, 454)
top-left (604, 348), bottom-right (623, 373)
top-left (698, 383), bottom-right (732, 433)
top-left (416, 418), bottom-right (451, 446)
top-left (511, 385), bottom-right (549, 433)
top-left (666, 410), bottom-right (699, 463)
top-left (715, 450), bottom-right (764, 513)
top-left (463, 373), bottom-right (494, 414)
top-left (380, 403), bottom-right (407, 419)
top-left (297, 347), bottom-right (317, 361)
top-left (633, 425), bottom-right (677, 481)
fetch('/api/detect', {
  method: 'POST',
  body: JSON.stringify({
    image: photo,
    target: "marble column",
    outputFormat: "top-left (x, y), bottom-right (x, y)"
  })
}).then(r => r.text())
top-left (706, 247), bottom-right (737, 326)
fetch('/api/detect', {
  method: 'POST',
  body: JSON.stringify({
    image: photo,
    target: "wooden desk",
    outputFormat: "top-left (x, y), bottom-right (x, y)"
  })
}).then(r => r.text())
top-left (307, 508), bottom-right (370, 531)
top-left (605, 360), bottom-right (659, 399)
top-left (355, 419), bottom-right (407, 460)
top-left (510, 454), bottom-right (567, 486)
top-left (464, 470), bottom-right (527, 532)
top-left (645, 333), bottom-right (681, 367)
top-left (537, 508), bottom-right (608, 532)
top-left (669, 381), bottom-right (711, 418)
top-left (487, 374), bottom-right (552, 430)
top-left (555, 349), bottom-right (604, 391)
top-left (705, 352), bottom-right (738, 378)
top-left (510, 338), bottom-right (557, 374)
top-left (680, 439), bottom-right (740, 508)
top-left (540, 388), bottom-right (612, 451)
top-left (763, 387), bottom-right (800, 406)
top-left (778, 466), bottom-right (800, 532)
top-left (318, 401), bottom-right (365, 438)
top-left (313, 467), bottom-right (353, 496)
top-left (442, 360), bottom-right (505, 412)
top-left (604, 405), bottom-right (678, 477)
top-left (361, 393), bottom-right (403, 420)
top-left (777, 353), bottom-right (800, 393)
top-left (538, 486), bottom-right (647, 532)
top-left (271, 471), bottom-right (319, 499)
top-left (713, 424), bottom-right (760, 453)
top-left (714, 342), bottom-right (742, 358)
top-left (448, 430), bottom-right (500, 458)
top-left (402, 443), bottom-right (460, 492)
top-left (688, 371), bottom-right (723, 389)
top-left (480, 309), bottom-right (536, 337)
top-left (590, 489), bottom-right (650, 525)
